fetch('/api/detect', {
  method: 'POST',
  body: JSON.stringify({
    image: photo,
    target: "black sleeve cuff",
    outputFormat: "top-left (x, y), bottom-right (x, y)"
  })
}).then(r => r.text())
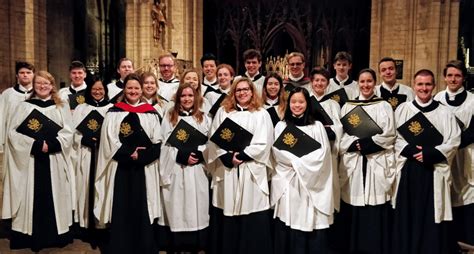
top-left (30, 140), bottom-right (44, 155)
top-left (192, 150), bottom-right (204, 164)
top-left (235, 151), bottom-right (252, 162)
top-left (460, 129), bottom-right (474, 149)
top-left (347, 140), bottom-right (359, 152)
top-left (359, 137), bottom-right (385, 155)
top-left (137, 143), bottom-right (161, 166)
top-left (176, 150), bottom-right (191, 166)
top-left (324, 127), bottom-right (336, 141)
top-left (400, 144), bottom-right (420, 158)
top-left (423, 147), bottom-right (446, 165)
top-left (46, 138), bottom-right (62, 154)
top-left (219, 152), bottom-right (234, 168)
top-left (112, 144), bottom-right (135, 162)
top-left (81, 136), bottom-right (96, 149)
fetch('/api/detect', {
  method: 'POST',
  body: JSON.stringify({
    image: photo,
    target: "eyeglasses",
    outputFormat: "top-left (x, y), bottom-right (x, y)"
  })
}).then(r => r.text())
top-left (159, 64), bottom-right (174, 69)
top-left (289, 62), bottom-right (303, 67)
top-left (235, 87), bottom-right (251, 94)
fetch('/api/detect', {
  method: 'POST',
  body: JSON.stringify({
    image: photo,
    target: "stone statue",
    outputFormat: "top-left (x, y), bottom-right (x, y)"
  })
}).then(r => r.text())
top-left (152, 1), bottom-right (167, 46)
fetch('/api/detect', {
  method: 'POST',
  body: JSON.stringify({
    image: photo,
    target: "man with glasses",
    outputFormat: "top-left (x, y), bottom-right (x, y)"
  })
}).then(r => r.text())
top-left (283, 52), bottom-right (310, 91)
top-left (235, 49), bottom-right (265, 96)
top-left (158, 53), bottom-right (179, 101)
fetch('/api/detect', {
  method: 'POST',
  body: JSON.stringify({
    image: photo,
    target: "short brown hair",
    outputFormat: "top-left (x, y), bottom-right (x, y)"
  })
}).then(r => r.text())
top-left (243, 49), bottom-right (262, 62)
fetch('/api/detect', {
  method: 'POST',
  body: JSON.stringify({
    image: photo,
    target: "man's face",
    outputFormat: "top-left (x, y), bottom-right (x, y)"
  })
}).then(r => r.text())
top-left (333, 60), bottom-right (351, 79)
top-left (288, 56), bottom-right (305, 77)
top-left (444, 67), bottom-right (464, 93)
top-left (202, 60), bottom-right (217, 81)
top-left (117, 60), bottom-right (134, 80)
top-left (159, 57), bottom-right (176, 81)
top-left (379, 61), bottom-right (397, 85)
top-left (16, 68), bottom-right (34, 86)
top-left (413, 74), bottom-right (435, 103)
top-left (244, 57), bottom-right (261, 77)
top-left (70, 68), bottom-right (87, 87)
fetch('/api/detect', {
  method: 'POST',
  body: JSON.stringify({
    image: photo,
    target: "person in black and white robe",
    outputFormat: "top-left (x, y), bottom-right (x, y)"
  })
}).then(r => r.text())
top-left (261, 72), bottom-right (286, 127)
top-left (157, 53), bottom-right (180, 102)
top-left (375, 57), bottom-right (414, 110)
top-left (4, 70), bottom-right (74, 252)
top-left (207, 77), bottom-right (273, 254)
top-left (107, 58), bottom-right (135, 103)
top-left (95, 73), bottom-right (162, 254)
top-left (392, 69), bottom-right (461, 254)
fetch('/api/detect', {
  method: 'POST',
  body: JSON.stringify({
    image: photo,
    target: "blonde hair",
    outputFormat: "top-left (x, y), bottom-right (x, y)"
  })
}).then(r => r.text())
top-left (221, 77), bottom-right (263, 112)
top-left (30, 70), bottom-right (63, 106)
top-left (140, 72), bottom-right (163, 106)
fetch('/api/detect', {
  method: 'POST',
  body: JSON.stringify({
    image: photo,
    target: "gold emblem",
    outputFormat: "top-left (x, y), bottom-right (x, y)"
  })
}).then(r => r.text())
top-left (87, 119), bottom-right (100, 132)
top-left (348, 114), bottom-right (361, 127)
top-left (330, 94), bottom-right (341, 103)
top-left (220, 128), bottom-right (234, 142)
top-left (27, 118), bottom-right (42, 132)
top-left (282, 133), bottom-right (298, 148)
top-left (408, 121), bottom-right (423, 136)
top-left (76, 95), bottom-right (85, 104)
top-left (176, 129), bottom-right (189, 142)
top-left (388, 97), bottom-right (398, 109)
top-left (120, 122), bottom-right (133, 137)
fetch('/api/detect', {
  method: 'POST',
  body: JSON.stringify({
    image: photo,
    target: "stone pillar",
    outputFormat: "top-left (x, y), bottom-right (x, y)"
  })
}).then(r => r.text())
top-left (0, 0), bottom-right (47, 91)
top-left (125, 0), bottom-right (203, 76)
top-left (370, 0), bottom-right (459, 90)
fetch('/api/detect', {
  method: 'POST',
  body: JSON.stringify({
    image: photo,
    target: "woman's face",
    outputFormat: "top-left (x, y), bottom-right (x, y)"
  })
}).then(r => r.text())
top-left (124, 79), bottom-right (142, 104)
top-left (143, 76), bottom-right (158, 99)
top-left (289, 92), bottom-right (307, 117)
top-left (358, 72), bottom-right (376, 98)
top-left (311, 74), bottom-right (329, 97)
top-left (34, 76), bottom-right (53, 99)
top-left (217, 67), bottom-right (233, 90)
top-left (180, 87), bottom-right (195, 111)
top-left (184, 72), bottom-right (200, 90)
top-left (265, 77), bottom-right (280, 99)
top-left (235, 81), bottom-right (253, 107)
top-left (91, 81), bottom-right (105, 101)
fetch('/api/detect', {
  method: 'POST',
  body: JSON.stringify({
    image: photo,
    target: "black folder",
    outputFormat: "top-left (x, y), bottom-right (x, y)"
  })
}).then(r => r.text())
top-left (209, 93), bottom-right (227, 117)
top-left (381, 94), bottom-right (407, 110)
top-left (397, 112), bottom-right (443, 147)
top-left (267, 106), bottom-right (281, 126)
top-left (284, 83), bottom-right (296, 94)
top-left (119, 116), bottom-right (153, 147)
top-left (321, 88), bottom-right (349, 107)
top-left (310, 97), bottom-right (334, 125)
top-left (17, 109), bottom-right (62, 140)
top-left (273, 124), bottom-right (321, 157)
top-left (166, 119), bottom-right (208, 151)
top-left (76, 110), bottom-right (104, 139)
top-left (210, 117), bottom-right (253, 151)
top-left (341, 105), bottom-right (383, 138)
top-left (68, 91), bottom-right (86, 110)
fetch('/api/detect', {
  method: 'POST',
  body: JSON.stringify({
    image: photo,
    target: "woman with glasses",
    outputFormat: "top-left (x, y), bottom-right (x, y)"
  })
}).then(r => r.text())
top-left (207, 77), bottom-right (273, 254)
top-left (71, 77), bottom-right (112, 246)
top-left (95, 73), bottom-right (162, 253)
top-left (5, 71), bottom-right (74, 251)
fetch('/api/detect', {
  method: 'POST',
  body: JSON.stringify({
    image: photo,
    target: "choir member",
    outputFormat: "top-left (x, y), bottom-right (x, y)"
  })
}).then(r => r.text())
top-left (200, 53), bottom-right (219, 92)
top-left (58, 61), bottom-right (88, 110)
top-left (207, 77), bottom-right (273, 254)
top-left (5, 70), bottom-right (74, 251)
top-left (328, 51), bottom-right (358, 100)
top-left (271, 87), bottom-right (334, 253)
top-left (107, 58), bottom-right (134, 103)
top-left (180, 68), bottom-right (212, 113)
top-left (261, 72), bottom-right (286, 126)
top-left (205, 63), bottom-right (234, 106)
top-left (158, 83), bottom-right (211, 252)
top-left (434, 61), bottom-right (474, 248)
top-left (392, 69), bottom-right (461, 254)
top-left (234, 49), bottom-right (265, 96)
top-left (71, 77), bottom-right (112, 245)
top-left (141, 71), bottom-right (167, 118)
top-left (308, 66), bottom-right (343, 211)
top-left (94, 73), bottom-right (162, 253)
top-left (283, 52), bottom-right (311, 90)
top-left (338, 68), bottom-right (396, 254)
top-left (375, 57), bottom-right (414, 110)
top-left (157, 53), bottom-right (180, 102)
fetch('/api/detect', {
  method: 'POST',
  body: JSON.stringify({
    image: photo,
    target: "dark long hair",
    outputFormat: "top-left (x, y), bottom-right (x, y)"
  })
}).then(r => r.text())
top-left (283, 87), bottom-right (315, 125)
top-left (84, 76), bottom-right (109, 105)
